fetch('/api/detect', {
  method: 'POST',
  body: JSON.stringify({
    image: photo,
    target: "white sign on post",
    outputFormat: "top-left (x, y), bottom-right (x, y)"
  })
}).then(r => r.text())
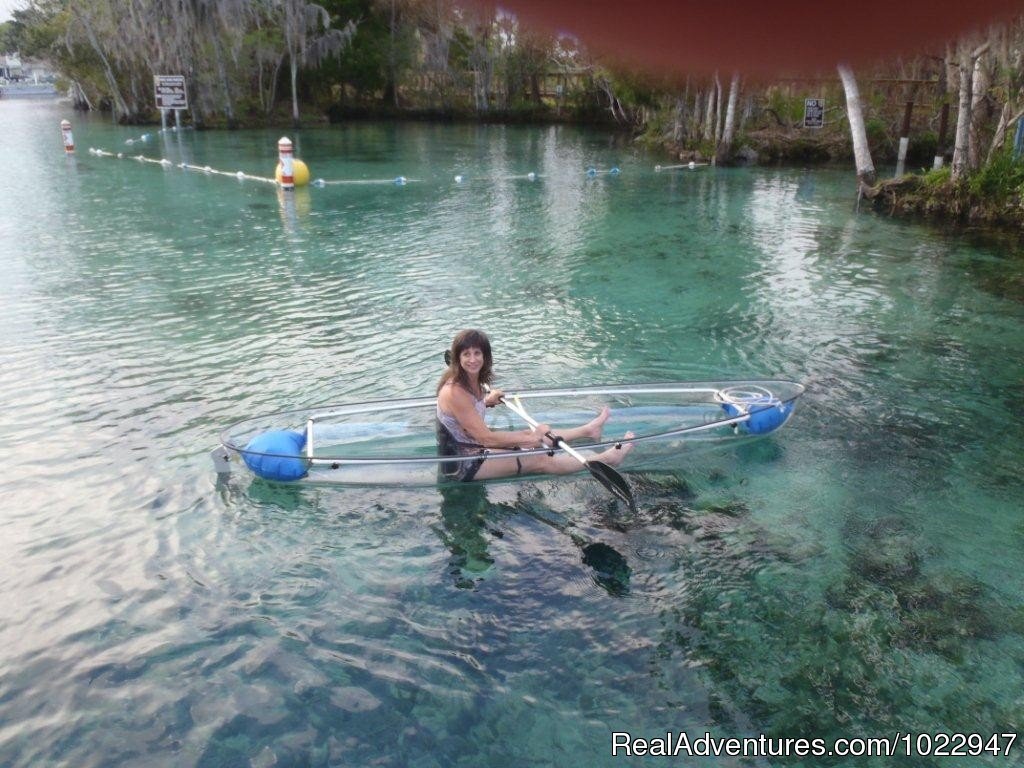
top-left (154, 75), bottom-right (188, 110)
top-left (803, 98), bottom-right (825, 128)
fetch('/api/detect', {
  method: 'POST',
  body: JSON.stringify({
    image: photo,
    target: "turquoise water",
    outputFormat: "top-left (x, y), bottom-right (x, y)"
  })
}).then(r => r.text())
top-left (2, 99), bottom-right (1023, 767)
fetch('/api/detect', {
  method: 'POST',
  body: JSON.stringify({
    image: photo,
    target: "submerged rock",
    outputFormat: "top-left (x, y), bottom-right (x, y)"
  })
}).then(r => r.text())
top-left (331, 686), bottom-right (382, 713)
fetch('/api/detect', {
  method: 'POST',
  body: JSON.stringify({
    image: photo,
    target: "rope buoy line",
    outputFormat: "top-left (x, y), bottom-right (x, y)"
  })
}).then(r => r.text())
top-left (81, 147), bottom-right (631, 189)
top-left (654, 162), bottom-right (708, 171)
top-left (88, 148), bottom-right (279, 184)
top-left (312, 176), bottom-right (416, 187)
top-left (84, 146), bottom-right (707, 188)
top-left (453, 172), bottom-right (541, 183)
top-left (124, 126), bottom-right (194, 146)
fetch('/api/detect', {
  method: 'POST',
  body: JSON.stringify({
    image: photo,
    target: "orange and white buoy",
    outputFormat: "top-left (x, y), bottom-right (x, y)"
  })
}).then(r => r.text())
top-left (277, 136), bottom-right (294, 190)
top-left (61, 119), bottom-right (75, 154)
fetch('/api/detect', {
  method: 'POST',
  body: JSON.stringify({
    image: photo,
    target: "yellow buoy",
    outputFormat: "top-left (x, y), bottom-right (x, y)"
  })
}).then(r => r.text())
top-left (276, 159), bottom-right (310, 187)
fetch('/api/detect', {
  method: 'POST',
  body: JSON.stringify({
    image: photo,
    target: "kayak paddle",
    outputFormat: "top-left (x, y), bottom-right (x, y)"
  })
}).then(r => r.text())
top-left (485, 385), bottom-right (636, 511)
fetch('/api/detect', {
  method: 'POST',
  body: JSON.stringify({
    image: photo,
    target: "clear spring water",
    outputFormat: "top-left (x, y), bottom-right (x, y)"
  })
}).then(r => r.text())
top-left (1, 99), bottom-right (1023, 767)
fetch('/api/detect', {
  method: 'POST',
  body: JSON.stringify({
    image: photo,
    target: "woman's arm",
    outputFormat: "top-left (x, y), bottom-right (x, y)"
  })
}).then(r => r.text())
top-left (441, 385), bottom-right (548, 449)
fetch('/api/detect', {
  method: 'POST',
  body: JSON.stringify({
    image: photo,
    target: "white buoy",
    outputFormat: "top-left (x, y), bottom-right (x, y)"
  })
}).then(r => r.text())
top-left (655, 164), bottom-right (663, 172)
top-left (236, 171), bottom-right (246, 180)
top-left (454, 174), bottom-right (464, 183)
top-left (688, 161), bottom-right (696, 170)
top-left (527, 172), bottom-right (536, 181)
top-left (313, 178), bottom-right (326, 188)
top-left (394, 176), bottom-right (407, 186)
top-left (60, 120), bottom-right (75, 154)
top-left (278, 137), bottom-right (294, 190)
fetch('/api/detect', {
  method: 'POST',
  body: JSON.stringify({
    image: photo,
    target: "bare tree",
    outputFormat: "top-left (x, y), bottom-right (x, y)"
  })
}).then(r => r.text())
top-left (702, 75), bottom-right (716, 141)
top-left (278, 0), bottom-right (355, 126)
top-left (967, 47), bottom-right (992, 169)
top-left (838, 62), bottom-right (876, 189)
top-left (951, 40), bottom-right (989, 181)
top-left (718, 71), bottom-right (740, 160)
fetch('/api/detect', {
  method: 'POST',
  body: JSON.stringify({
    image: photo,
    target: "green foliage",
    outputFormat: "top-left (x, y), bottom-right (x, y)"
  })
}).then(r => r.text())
top-left (968, 147), bottom-right (1024, 203)
top-left (603, 69), bottom-right (662, 109)
top-left (865, 117), bottom-right (889, 148)
top-left (922, 166), bottom-right (951, 188)
top-left (907, 130), bottom-right (938, 165)
top-left (315, 0), bottom-right (392, 99)
top-left (0, 21), bottom-right (12, 52)
top-left (763, 88), bottom-right (806, 126)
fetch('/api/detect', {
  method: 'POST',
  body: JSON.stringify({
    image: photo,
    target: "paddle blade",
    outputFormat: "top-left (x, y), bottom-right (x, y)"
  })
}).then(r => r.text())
top-left (586, 460), bottom-right (637, 511)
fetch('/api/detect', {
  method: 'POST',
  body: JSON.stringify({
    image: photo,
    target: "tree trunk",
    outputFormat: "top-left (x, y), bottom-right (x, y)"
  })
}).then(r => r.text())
top-left (967, 53), bottom-right (989, 170)
top-left (290, 56), bottom-right (300, 126)
top-left (672, 95), bottom-right (684, 143)
top-left (703, 77), bottom-right (716, 141)
top-left (951, 45), bottom-right (973, 181)
top-left (209, 29), bottom-right (236, 128)
top-left (718, 71), bottom-right (740, 161)
top-left (837, 63), bottom-right (876, 189)
top-left (269, 55), bottom-right (283, 116)
top-left (73, 7), bottom-right (130, 121)
top-left (713, 72), bottom-right (723, 144)
top-left (988, 104), bottom-right (1024, 163)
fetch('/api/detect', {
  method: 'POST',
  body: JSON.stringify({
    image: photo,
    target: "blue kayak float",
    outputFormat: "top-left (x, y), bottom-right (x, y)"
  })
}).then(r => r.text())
top-left (212, 380), bottom-right (804, 486)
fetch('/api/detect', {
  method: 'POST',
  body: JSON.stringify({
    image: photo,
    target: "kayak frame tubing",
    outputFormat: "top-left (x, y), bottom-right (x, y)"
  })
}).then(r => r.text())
top-left (220, 381), bottom-right (803, 470)
top-left (301, 410), bottom-right (754, 467)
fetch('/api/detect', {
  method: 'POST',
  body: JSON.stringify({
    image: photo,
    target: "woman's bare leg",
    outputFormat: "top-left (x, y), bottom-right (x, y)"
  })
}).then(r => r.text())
top-left (547, 406), bottom-right (610, 444)
top-left (516, 431), bottom-right (635, 476)
top-left (594, 432), bottom-right (634, 466)
top-left (469, 429), bottom-right (635, 481)
top-left (471, 455), bottom-right (528, 481)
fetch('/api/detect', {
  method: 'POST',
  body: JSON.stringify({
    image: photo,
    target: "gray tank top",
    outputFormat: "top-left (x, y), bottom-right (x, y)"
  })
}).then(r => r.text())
top-left (436, 387), bottom-right (486, 445)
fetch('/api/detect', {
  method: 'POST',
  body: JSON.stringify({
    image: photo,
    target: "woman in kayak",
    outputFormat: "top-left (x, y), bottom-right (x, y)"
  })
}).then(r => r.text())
top-left (436, 328), bottom-right (633, 482)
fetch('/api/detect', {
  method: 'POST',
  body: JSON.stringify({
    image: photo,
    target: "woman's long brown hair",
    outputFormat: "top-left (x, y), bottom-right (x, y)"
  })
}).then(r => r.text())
top-left (436, 329), bottom-right (493, 395)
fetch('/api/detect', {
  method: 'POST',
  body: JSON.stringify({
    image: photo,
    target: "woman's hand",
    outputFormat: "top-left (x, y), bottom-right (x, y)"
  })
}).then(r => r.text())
top-left (527, 423), bottom-right (553, 448)
top-left (483, 387), bottom-right (504, 408)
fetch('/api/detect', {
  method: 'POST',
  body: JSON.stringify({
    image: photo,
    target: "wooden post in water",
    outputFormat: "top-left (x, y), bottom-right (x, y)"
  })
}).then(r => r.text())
top-left (278, 137), bottom-right (294, 191)
top-left (60, 119), bottom-right (74, 154)
top-left (934, 102), bottom-right (950, 169)
top-left (895, 101), bottom-right (913, 177)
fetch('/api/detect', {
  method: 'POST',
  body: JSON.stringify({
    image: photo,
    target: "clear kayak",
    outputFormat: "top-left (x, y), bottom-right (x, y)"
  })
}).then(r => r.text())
top-left (213, 380), bottom-right (805, 486)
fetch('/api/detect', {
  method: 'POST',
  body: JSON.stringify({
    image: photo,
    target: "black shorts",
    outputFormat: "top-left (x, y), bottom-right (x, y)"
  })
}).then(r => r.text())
top-left (436, 422), bottom-right (522, 482)
top-left (437, 422), bottom-right (487, 482)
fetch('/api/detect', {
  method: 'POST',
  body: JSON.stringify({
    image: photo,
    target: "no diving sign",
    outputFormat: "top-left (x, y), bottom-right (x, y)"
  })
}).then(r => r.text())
top-left (803, 98), bottom-right (825, 128)
top-left (154, 75), bottom-right (188, 110)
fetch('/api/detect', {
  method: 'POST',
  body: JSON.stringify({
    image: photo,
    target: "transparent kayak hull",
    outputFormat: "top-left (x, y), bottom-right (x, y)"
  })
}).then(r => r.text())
top-left (214, 380), bottom-right (805, 486)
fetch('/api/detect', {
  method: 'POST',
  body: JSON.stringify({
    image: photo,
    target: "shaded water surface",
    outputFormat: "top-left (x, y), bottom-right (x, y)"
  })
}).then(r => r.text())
top-left (1, 100), bottom-right (1023, 767)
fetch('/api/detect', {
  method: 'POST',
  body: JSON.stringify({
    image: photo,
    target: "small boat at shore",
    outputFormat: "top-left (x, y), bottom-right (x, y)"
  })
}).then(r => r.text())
top-left (212, 380), bottom-right (804, 486)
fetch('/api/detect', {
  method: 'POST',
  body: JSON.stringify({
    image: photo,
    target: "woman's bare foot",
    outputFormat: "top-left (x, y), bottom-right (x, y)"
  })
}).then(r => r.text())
top-left (581, 406), bottom-right (611, 442)
top-left (599, 431), bottom-right (634, 466)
